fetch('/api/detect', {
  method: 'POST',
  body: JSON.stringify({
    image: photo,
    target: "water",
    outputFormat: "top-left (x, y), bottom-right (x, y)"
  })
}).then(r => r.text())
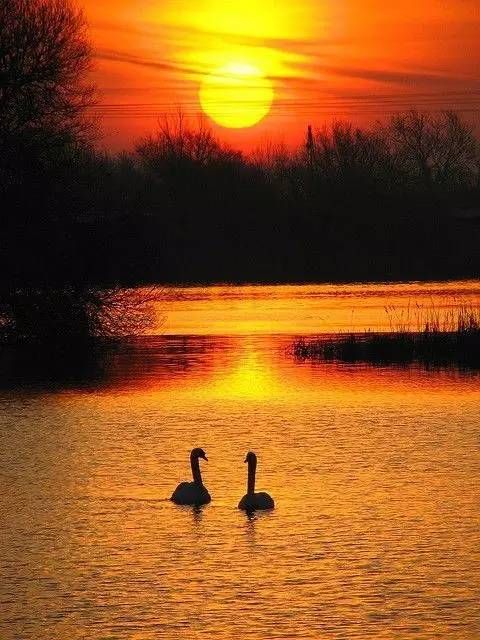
top-left (1, 282), bottom-right (479, 639)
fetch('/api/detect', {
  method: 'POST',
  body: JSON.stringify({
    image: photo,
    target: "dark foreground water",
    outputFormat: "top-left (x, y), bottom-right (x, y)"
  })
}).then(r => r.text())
top-left (1, 282), bottom-right (479, 639)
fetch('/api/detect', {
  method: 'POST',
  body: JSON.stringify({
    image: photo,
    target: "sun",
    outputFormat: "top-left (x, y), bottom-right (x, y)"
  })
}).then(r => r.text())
top-left (199, 62), bottom-right (274, 129)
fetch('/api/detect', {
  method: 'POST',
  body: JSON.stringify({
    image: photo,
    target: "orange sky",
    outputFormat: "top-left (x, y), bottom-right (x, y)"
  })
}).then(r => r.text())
top-left (82, 0), bottom-right (480, 150)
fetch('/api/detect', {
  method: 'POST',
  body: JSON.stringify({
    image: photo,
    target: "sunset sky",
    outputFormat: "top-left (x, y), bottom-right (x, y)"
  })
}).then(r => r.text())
top-left (83, 0), bottom-right (480, 150)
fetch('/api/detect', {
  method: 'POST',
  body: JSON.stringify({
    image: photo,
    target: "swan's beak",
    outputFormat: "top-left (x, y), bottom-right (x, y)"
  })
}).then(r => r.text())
top-left (202, 455), bottom-right (208, 462)
top-left (244, 457), bottom-right (248, 463)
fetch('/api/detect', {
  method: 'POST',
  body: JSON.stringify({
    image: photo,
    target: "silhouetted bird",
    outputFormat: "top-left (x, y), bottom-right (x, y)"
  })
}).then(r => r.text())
top-left (238, 451), bottom-right (275, 511)
top-left (171, 448), bottom-right (211, 505)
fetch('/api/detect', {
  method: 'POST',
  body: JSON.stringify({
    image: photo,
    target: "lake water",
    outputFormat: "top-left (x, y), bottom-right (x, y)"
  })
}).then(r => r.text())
top-left (1, 281), bottom-right (479, 639)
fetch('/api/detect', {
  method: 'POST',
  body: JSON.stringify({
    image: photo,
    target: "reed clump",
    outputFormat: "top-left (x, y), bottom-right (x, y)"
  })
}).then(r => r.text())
top-left (293, 304), bottom-right (480, 369)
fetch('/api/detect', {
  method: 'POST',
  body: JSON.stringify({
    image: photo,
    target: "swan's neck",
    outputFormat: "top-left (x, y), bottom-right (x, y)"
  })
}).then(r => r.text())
top-left (191, 455), bottom-right (203, 485)
top-left (247, 458), bottom-right (257, 495)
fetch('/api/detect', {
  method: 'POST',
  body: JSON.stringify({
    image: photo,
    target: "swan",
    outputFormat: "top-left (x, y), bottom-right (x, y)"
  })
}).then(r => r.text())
top-left (171, 448), bottom-right (211, 506)
top-left (238, 451), bottom-right (275, 511)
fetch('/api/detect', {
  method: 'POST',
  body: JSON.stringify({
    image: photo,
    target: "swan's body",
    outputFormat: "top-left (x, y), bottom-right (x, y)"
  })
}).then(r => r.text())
top-left (171, 448), bottom-right (211, 506)
top-left (171, 481), bottom-right (211, 505)
top-left (238, 491), bottom-right (275, 511)
top-left (238, 451), bottom-right (275, 511)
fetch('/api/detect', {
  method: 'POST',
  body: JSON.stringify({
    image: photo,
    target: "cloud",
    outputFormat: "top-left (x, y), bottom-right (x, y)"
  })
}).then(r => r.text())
top-left (95, 48), bottom-right (207, 78)
top-left (321, 66), bottom-right (464, 87)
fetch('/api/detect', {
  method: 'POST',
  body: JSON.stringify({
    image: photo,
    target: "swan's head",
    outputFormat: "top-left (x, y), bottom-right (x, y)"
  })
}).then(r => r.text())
top-left (191, 447), bottom-right (208, 461)
top-left (244, 451), bottom-right (257, 464)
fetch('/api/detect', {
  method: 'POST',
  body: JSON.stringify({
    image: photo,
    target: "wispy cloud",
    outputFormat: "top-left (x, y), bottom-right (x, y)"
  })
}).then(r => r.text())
top-left (316, 66), bottom-right (472, 88)
top-left (95, 48), bottom-right (206, 78)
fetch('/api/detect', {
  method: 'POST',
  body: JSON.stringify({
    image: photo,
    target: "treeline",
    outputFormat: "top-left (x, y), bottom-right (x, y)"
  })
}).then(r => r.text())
top-left (5, 110), bottom-right (480, 290)
top-left (1, 1), bottom-right (480, 342)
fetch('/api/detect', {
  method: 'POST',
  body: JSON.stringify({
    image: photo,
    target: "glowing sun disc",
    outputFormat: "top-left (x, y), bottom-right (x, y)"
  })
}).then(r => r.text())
top-left (200, 62), bottom-right (274, 129)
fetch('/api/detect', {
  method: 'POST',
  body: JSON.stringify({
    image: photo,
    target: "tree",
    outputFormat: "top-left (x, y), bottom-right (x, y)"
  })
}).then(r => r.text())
top-left (136, 113), bottom-right (242, 181)
top-left (305, 122), bottom-right (391, 186)
top-left (0, 1), bottom-right (162, 345)
top-left (0, 0), bottom-right (96, 287)
top-left (0, 0), bottom-right (94, 162)
top-left (387, 111), bottom-right (479, 191)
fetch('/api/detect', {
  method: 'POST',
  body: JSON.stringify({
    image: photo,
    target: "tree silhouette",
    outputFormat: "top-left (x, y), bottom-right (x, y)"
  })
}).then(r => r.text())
top-left (0, 0), bottom-right (94, 159)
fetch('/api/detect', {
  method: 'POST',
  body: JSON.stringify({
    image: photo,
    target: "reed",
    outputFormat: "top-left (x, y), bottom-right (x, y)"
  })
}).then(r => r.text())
top-left (293, 304), bottom-right (480, 369)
